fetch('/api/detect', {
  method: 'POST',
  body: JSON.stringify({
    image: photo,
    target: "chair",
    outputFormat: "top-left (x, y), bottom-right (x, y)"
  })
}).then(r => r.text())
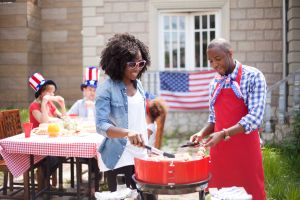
top-left (0, 109), bottom-right (29, 199)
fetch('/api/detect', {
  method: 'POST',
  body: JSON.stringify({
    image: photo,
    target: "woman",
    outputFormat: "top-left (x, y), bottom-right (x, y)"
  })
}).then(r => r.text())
top-left (95, 33), bottom-right (151, 192)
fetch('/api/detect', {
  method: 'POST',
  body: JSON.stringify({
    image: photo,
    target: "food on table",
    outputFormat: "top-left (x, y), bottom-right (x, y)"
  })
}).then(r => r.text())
top-left (47, 123), bottom-right (60, 137)
top-left (32, 123), bottom-right (48, 135)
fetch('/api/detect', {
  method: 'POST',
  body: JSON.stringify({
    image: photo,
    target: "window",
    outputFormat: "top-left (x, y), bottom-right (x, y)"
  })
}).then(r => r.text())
top-left (159, 12), bottom-right (220, 71)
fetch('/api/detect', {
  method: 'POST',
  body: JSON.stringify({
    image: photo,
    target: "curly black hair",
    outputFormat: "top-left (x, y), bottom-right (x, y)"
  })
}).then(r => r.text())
top-left (100, 33), bottom-right (151, 81)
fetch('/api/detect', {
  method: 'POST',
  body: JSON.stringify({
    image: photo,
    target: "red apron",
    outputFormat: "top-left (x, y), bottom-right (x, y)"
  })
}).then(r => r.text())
top-left (209, 66), bottom-right (266, 200)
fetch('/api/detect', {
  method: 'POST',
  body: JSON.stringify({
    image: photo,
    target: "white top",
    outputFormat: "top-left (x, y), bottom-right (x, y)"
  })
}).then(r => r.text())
top-left (98, 91), bottom-right (148, 171)
top-left (147, 123), bottom-right (157, 147)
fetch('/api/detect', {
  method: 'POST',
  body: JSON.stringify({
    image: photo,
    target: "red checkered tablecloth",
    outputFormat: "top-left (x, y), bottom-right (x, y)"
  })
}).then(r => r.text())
top-left (0, 132), bottom-right (104, 177)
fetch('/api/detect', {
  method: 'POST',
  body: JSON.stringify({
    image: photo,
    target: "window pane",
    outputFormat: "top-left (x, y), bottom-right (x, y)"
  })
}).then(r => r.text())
top-left (210, 15), bottom-right (215, 28)
top-left (194, 16), bottom-right (199, 29)
top-left (195, 32), bottom-right (200, 68)
top-left (164, 16), bottom-right (170, 30)
top-left (180, 32), bottom-right (185, 68)
top-left (210, 31), bottom-right (215, 41)
top-left (202, 15), bottom-right (207, 29)
top-left (172, 16), bottom-right (177, 30)
top-left (164, 32), bottom-right (170, 68)
top-left (202, 32), bottom-right (207, 67)
top-left (172, 32), bottom-right (177, 68)
top-left (179, 16), bottom-right (185, 30)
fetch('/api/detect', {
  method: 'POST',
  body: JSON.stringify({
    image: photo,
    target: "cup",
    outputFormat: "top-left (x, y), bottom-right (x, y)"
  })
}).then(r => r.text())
top-left (22, 122), bottom-right (33, 138)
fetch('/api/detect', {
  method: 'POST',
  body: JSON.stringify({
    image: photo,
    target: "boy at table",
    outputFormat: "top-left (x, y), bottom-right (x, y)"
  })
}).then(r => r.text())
top-left (67, 66), bottom-right (101, 192)
top-left (28, 72), bottom-right (66, 189)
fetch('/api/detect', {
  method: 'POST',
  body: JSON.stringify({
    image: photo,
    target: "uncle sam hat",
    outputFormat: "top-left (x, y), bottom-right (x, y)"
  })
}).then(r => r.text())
top-left (29, 72), bottom-right (57, 98)
top-left (80, 67), bottom-right (99, 91)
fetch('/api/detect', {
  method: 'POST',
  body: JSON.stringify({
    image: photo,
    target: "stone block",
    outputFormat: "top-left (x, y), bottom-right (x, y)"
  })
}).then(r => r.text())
top-left (237, 20), bottom-right (254, 30)
top-left (83, 35), bottom-right (104, 47)
top-left (82, 0), bottom-right (104, 7)
top-left (272, 0), bottom-right (282, 7)
top-left (289, 18), bottom-right (300, 30)
top-left (83, 47), bottom-right (97, 56)
top-left (247, 8), bottom-right (264, 18)
top-left (238, 41), bottom-right (255, 51)
top-left (272, 41), bottom-right (282, 51)
top-left (112, 23), bottom-right (129, 33)
top-left (0, 2), bottom-right (26, 15)
top-left (272, 19), bottom-right (282, 29)
top-left (255, 41), bottom-right (273, 51)
top-left (288, 52), bottom-right (300, 63)
top-left (0, 64), bottom-right (27, 77)
top-left (230, 20), bottom-right (238, 30)
top-left (265, 52), bottom-right (282, 62)
top-left (255, 0), bottom-right (272, 8)
top-left (120, 13), bottom-right (138, 22)
top-left (0, 15), bottom-right (27, 28)
top-left (128, 2), bottom-right (146, 12)
top-left (0, 40), bottom-right (27, 53)
top-left (83, 56), bottom-right (100, 66)
top-left (234, 52), bottom-right (246, 61)
top-left (137, 13), bottom-right (148, 22)
top-left (287, 7), bottom-right (300, 19)
top-left (273, 62), bottom-right (283, 73)
top-left (129, 23), bottom-right (147, 33)
top-left (231, 31), bottom-right (246, 40)
top-left (247, 52), bottom-right (264, 61)
top-left (104, 13), bottom-right (120, 23)
top-left (0, 53), bottom-right (27, 65)
top-left (42, 8), bottom-right (67, 20)
top-left (82, 27), bottom-right (96, 36)
top-left (27, 29), bottom-right (41, 42)
top-left (289, 0), bottom-right (300, 7)
top-left (231, 9), bottom-right (246, 19)
top-left (289, 41), bottom-right (300, 51)
top-left (0, 27), bottom-right (27, 40)
top-left (288, 30), bottom-right (300, 41)
top-left (238, 0), bottom-right (254, 8)
top-left (83, 16), bottom-right (104, 27)
top-left (42, 31), bottom-right (68, 42)
top-left (83, 7), bottom-right (96, 17)
top-left (27, 15), bottom-right (41, 29)
top-left (246, 30), bottom-right (264, 40)
top-left (112, 2), bottom-right (129, 12)
top-left (255, 19), bottom-right (272, 29)
top-left (264, 30), bottom-right (281, 40)
top-left (264, 8), bottom-right (281, 18)
top-left (257, 62), bottom-right (273, 73)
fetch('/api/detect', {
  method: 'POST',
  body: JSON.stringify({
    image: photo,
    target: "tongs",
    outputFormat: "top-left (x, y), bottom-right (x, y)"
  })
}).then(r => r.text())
top-left (180, 141), bottom-right (202, 148)
top-left (145, 145), bottom-right (175, 158)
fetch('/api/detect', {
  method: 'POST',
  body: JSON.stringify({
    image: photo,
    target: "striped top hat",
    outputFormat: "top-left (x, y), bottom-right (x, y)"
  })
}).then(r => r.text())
top-left (29, 72), bottom-right (57, 98)
top-left (81, 67), bottom-right (99, 90)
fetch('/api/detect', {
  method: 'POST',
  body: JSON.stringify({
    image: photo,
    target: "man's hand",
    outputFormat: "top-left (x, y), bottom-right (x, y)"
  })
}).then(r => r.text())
top-left (203, 131), bottom-right (225, 147)
top-left (127, 132), bottom-right (144, 147)
top-left (190, 131), bottom-right (203, 144)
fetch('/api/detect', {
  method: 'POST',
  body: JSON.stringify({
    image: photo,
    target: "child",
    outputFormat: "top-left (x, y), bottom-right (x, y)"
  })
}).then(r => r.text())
top-left (146, 98), bottom-right (168, 147)
top-left (68, 66), bottom-right (98, 119)
top-left (95, 33), bottom-right (151, 192)
top-left (28, 72), bottom-right (65, 188)
top-left (67, 66), bottom-right (101, 192)
top-left (29, 72), bottom-right (66, 128)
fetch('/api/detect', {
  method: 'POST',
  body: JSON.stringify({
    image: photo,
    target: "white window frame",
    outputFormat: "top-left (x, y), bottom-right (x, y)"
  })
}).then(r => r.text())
top-left (148, 0), bottom-right (230, 72)
top-left (158, 11), bottom-right (221, 71)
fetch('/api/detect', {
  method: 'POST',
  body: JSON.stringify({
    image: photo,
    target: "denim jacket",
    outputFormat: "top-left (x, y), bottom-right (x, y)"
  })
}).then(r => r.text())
top-left (95, 78), bottom-right (146, 170)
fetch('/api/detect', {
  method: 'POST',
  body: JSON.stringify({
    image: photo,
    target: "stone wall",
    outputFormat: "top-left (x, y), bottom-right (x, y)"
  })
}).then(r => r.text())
top-left (40, 0), bottom-right (82, 106)
top-left (287, 0), bottom-right (300, 109)
top-left (0, 0), bottom-right (28, 107)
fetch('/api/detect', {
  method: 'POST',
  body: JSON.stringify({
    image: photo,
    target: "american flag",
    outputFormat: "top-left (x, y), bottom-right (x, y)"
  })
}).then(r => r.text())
top-left (159, 70), bottom-right (216, 110)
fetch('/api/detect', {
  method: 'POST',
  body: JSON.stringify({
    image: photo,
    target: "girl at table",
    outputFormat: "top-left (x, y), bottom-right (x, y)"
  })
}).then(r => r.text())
top-left (29, 72), bottom-right (66, 128)
top-left (28, 72), bottom-right (65, 189)
top-left (95, 33), bottom-right (152, 196)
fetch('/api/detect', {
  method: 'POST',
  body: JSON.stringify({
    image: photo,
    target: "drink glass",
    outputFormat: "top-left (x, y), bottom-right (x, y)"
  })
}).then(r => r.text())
top-left (23, 122), bottom-right (33, 138)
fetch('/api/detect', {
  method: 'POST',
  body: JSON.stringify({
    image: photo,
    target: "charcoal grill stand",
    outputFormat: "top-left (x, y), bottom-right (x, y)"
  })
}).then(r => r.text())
top-left (132, 174), bottom-right (211, 200)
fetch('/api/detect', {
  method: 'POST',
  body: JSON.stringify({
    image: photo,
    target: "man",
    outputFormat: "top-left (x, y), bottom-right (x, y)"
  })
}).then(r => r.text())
top-left (190, 38), bottom-right (266, 200)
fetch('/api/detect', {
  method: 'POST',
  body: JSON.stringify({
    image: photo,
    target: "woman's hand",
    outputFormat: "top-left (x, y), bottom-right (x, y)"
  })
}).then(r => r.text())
top-left (203, 131), bottom-right (225, 147)
top-left (127, 131), bottom-right (144, 147)
top-left (190, 131), bottom-right (204, 144)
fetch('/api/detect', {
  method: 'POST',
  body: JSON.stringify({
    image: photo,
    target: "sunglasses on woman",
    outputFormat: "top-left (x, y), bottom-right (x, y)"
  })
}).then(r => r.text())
top-left (127, 60), bottom-right (146, 69)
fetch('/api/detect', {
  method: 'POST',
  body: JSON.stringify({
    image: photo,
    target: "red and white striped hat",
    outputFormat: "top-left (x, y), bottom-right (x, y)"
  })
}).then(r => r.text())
top-left (28, 72), bottom-right (57, 98)
top-left (81, 67), bottom-right (99, 90)
top-left (29, 72), bottom-right (46, 92)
